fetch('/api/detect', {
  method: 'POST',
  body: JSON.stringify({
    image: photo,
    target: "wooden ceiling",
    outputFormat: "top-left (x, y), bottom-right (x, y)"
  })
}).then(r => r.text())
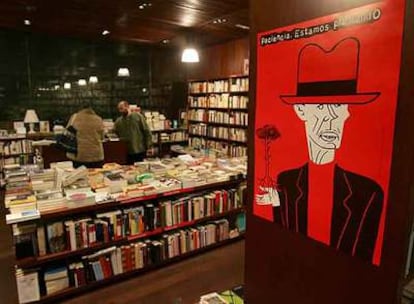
top-left (0, 0), bottom-right (249, 46)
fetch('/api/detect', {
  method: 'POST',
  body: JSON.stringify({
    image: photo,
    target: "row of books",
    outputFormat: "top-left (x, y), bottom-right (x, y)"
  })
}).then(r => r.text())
top-left (188, 110), bottom-right (248, 126)
top-left (159, 131), bottom-right (188, 142)
top-left (0, 139), bottom-right (33, 156)
top-left (189, 95), bottom-right (249, 109)
top-left (15, 220), bottom-right (237, 302)
top-left (13, 187), bottom-right (245, 258)
top-left (1, 154), bottom-right (33, 168)
top-left (189, 78), bottom-right (248, 94)
top-left (188, 130), bottom-right (247, 144)
top-left (189, 138), bottom-right (247, 157)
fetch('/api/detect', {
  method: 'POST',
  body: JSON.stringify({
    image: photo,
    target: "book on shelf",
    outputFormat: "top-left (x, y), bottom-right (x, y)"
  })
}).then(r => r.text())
top-left (43, 266), bottom-right (69, 295)
top-left (6, 209), bottom-right (40, 224)
top-left (13, 223), bottom-right (38, 259)
top-left (15, 268), bottom-right (40, 304)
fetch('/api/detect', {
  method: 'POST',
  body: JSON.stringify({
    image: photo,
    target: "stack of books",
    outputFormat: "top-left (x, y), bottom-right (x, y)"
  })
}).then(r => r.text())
top-left (30, 169), bottom-right (56, 192)
top-left (36, 190), bottom-right (67, 213)
top-left (44, 266), bottom-right (69, 295)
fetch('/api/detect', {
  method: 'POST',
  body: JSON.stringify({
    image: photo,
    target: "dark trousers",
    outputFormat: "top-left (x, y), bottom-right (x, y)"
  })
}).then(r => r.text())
top-left (73, 160), bottom-right (104, 168)
top-left (127, 152), bottom-right (146, 165)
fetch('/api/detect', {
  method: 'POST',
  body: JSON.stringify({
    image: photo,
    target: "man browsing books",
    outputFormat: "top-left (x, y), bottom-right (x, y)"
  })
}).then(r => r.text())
top-left (114, 101), bottom-right (152, 164)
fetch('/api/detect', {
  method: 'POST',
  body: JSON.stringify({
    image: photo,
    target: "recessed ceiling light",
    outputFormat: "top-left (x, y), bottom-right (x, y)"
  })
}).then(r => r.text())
top-left (102, 30), bottom-right (110, 35)
top-left (138, 2), bottom-right (151, 10)
top-left (212, 18), bottom-right (228, 24)
top-left (162, 39), bottom-right (170, 44)
top-left (235, 24), bottom-right (250, 30)
top-left (24, 19), bottom-right (31, 26)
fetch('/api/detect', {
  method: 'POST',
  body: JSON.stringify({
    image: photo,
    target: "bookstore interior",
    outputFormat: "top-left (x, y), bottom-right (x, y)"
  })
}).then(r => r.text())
top-left (0, 1), bottom-right (413, 304)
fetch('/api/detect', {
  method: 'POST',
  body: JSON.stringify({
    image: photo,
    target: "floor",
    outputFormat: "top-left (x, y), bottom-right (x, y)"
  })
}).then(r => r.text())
top-left (0, 192), bottom-right (245, 304)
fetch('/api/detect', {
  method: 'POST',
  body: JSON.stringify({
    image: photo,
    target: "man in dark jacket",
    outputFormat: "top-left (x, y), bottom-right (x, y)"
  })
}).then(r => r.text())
top-left (114, 101), bottom-right (152, 164)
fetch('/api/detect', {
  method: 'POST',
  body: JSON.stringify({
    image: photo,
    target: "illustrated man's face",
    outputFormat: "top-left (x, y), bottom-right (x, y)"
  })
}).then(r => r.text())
top-left (294, 104), bottom-right (350, 150)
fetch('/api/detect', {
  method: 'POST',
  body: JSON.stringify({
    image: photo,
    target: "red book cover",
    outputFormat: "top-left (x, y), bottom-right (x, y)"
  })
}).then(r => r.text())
top-left (223, 190), bottom-right (229, 211)
top-left (130, 248), bottom-right (136, 270)
top-left (99, 256), bottom-right (109, 279)
top-left (125, 246), bottom-right (132, 272)
top-left (103, 223), bottom-right (109, 243)
top-left (121, 246), bottom-right (128, 272)
top-left (78, 267), bottom-right (86, 286)
top-left (105, 257), bottom-right (113, 277)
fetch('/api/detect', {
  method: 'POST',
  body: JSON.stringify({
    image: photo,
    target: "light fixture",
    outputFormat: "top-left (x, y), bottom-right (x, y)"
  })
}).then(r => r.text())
top-left (54, 85), bottom-right (60, 90)
top-left (89, 76), bottom-right (98, 84)
top-left (102, 30), bottom-right (110, 36)
top-left (64, 82), bottom-right (71, 90)
top-left (162, 39), bottom-right (170, 44)
top-left (78, 79), bottom-right (87, 86)
top-left (138, 2), bottom-right (151, 9)
top-left (24, 19), bottom-right (31, 26)
top-left (117, 67), bottom-right (130, 77)
top-left (181, 48), bottom-right (199, 63)
top-left (24, 109), bottom-right (39, 134)
top-left (213, 18), bottom-right (227, 24)
top-left (235, 24), bottom-right (250, 30)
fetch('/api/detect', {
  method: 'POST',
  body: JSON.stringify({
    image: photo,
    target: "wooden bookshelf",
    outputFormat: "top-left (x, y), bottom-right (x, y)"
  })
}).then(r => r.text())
top-left (32, 235), bottom-right (244, 304)
top-left (15, 207), bottom-right (244, 268)
top-left (8, 175), bottom-right (246, 303)
top-left (186, 75), bottom-right (249, 157)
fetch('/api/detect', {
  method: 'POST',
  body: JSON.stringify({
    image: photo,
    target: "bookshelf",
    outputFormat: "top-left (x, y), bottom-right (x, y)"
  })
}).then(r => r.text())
top-left (150, 128), bottom-right (188, 157)
top-left (0, 135), bottom-right (33, 187)
top-left (187, 75), bottom-right (249, 158)
top-left (6, 175), bottom-right (246, 303)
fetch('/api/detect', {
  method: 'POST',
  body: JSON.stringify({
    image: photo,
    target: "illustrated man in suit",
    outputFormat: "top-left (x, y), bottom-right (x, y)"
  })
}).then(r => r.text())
top-left (256, 38), bottom-right (384, 263)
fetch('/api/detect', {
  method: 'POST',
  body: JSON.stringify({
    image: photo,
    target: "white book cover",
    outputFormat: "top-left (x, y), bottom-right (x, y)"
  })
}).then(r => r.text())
top-left (16, 270), bottom-right (40, 304)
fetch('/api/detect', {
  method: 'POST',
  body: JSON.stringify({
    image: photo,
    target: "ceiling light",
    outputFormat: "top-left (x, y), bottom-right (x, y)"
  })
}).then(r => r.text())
top-left (89, 76), bottom-right (98, 84)
top-left (64, 82), bottom-right (71, 90)
top-left (138, 2), bottom-right (151, 9)
top-left (162, 39), bottom-right (170, 44)
top-left (235, 24), bottom-right (250, 30)
top-left (181, 48), bottom-right (199, 63)
top-left (117, 67), bottom-right (130, 77)
top-left (54, 85), bottom-right (60, 90)
top-left (213, 18), bottom-right (228, 24)
top-left (78, 79), bottom-right (87, 86)
top-left (102, 30), bottom-right (110, 35)
top-left (24, 19), bottom-right (31, 26)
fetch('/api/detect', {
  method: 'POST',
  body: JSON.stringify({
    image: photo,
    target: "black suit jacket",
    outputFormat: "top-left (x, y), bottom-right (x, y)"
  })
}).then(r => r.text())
top-left (273, 164), bottom-right (384, 263)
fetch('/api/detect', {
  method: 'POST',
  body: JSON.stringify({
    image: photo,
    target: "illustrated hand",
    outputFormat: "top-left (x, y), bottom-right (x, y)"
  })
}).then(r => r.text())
top-left (256, 186), bottom-right (280, 207)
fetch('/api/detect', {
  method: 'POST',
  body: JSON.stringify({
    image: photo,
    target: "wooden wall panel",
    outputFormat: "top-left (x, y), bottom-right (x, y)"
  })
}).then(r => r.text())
top-left (187, 37), bottom-right (249, 80)
top-left (245, 0), bottom-right (413, 303)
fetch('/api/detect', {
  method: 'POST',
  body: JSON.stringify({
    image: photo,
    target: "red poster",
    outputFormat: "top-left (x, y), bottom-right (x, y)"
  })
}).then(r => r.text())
top-left (254, 0), bottom-right (406, 266)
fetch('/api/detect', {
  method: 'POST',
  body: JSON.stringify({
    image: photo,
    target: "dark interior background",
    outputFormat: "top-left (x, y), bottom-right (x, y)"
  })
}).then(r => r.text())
top-left (0, 29), bottom-right (188, 126)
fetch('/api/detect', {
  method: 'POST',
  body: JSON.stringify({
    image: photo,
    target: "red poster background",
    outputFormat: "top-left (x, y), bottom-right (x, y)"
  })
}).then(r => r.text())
top-left (254, 0), bottom-right (405, 266)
